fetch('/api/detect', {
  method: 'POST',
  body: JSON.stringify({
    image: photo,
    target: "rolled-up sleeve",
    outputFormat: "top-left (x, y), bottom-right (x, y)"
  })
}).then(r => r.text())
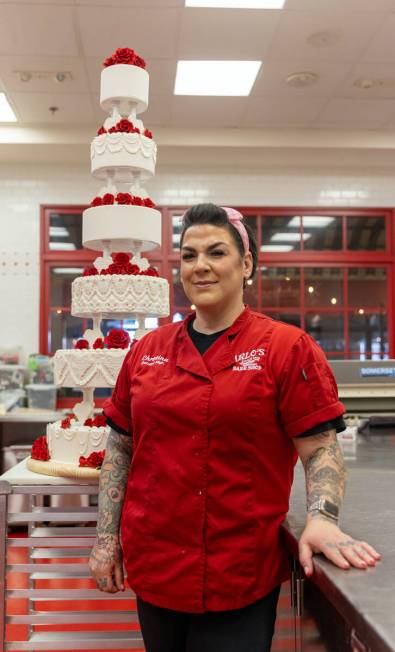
top-left (103, 346), bottom-right (136, 435)
top-left (277, 333), bottom-right (346, 438)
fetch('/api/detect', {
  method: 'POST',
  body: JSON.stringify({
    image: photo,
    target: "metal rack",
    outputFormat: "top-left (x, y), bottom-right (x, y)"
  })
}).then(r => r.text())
top-left (0, 460), bottom-right (144, 651)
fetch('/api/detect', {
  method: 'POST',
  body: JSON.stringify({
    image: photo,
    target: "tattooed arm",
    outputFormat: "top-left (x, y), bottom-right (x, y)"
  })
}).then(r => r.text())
top-left (89, 428), bottom-right (132, 593)
top-left (293, 429), bottom-right (380, 576)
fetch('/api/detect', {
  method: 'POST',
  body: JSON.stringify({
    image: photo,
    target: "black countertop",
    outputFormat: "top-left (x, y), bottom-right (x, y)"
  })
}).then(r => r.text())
top-left (285, 433), bottom-right (395, 652)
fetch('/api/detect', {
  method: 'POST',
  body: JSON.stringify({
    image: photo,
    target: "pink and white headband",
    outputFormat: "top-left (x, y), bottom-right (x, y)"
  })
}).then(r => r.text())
top-left (181, 206), bottom-right (249, 254)
top-left (220, 206), bottom-right (249, 254)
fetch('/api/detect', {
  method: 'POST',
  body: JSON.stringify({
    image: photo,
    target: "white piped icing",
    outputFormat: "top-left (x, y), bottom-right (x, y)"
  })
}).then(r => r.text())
top-left (71, 274), bottom-right (169, 319)
top-left (47, 421), bottom-right (110, 465)
top-left (54, 348), bottom-right (129, 387)
top-left (91, 132), bottom-right (156, 180)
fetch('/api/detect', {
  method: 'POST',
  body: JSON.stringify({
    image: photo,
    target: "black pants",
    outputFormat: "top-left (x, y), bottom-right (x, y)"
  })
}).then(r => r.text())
top-left (136, 585), bottom-right (281, 652)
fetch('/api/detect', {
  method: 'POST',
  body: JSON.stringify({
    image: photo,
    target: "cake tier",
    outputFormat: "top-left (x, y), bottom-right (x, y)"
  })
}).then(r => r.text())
top-left (54, 348), bottom-right (129, 387)
top-left (71, 274), bottom-right (169, 319)
top-left (91, 132), bottom-right (156, 182)
top-left (100, 64), bottom-right (149, 114)
top-left (82, 205), bottom-right (161, 253)
top-left (47, 421), bottom-right (109, 466)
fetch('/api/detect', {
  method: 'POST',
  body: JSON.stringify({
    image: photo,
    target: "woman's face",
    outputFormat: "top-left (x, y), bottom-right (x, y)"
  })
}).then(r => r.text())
top-left (180, 224), bottom-right (252, 312)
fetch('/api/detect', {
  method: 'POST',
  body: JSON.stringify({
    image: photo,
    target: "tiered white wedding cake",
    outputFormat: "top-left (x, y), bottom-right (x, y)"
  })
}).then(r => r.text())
top-left (27, 48), bottom-right (169, 478)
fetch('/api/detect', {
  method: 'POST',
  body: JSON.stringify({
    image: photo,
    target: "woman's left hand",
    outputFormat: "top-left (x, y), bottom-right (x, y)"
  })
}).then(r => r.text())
top-left (298, 518), bottom-right (381, 577)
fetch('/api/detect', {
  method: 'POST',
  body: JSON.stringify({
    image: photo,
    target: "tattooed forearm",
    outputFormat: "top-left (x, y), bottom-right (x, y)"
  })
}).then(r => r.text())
top-left (298, 430), bottom-right (347, 518)
top-left (95, 428), bottom-right (133, 543)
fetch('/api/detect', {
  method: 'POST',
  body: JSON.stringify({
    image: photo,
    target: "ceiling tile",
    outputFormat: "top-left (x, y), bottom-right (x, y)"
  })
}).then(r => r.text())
top-left (361, 14), bottom-right (395, 62)
top-left (284, 0), bottom-right (395, 11)
top-left (178, 8), bottom-right (281, 59)
top-left (0, 5), bottom-right (79, 56)
top-left (336, 63), bottom-right (395, 99)
top-left (268, 9), bottom-right (386, 63)
top-left (77, 6), bottom-right (181, 59)
top-left (252, 60), bottom-right (352, 98)
top-left (315, 98), bottom-right (395, 127)
top-left (242, 96), bottom-right (327, 126)
top-left (171, 96), bottom-right (246, 127)
top-left (0, 56), bottom-right (89, 94)
top-left (76, 0), bottom-right (184, 5)
top-left (10, 91), bottom-right (95, 124)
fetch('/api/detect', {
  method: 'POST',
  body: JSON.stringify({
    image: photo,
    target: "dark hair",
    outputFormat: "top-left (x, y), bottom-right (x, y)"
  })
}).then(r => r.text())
top-left (180, 203), bottom-right (258, 286)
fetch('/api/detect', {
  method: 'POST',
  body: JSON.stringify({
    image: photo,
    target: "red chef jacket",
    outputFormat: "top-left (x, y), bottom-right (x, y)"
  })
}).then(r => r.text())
top-left (104, 306), bottom-right (345, 613)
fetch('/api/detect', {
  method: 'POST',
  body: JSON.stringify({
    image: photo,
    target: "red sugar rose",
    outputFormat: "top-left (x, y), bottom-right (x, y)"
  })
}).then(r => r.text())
top-left (107, 263), bottom-right (126, 275)
top-left (79, 450), bottom-right (105, 469)
top-left (132, 196), bottom-right (143, 206)
top-left (116, 193), bottom-right (132, 205)
top-left (83, 265), bottom-right (98, 276)
top-left (97, 126), bottom-right (106, 136)
top-left (84, 418), bottom-right (94, 427)
top-left (90, 196), bottom-right (103, 207)
top-left (75, 339), bottom-right (89, 350)
top-left (143, 198), bottom-right (156, 208)
top-left (112, 252), bottom-right (130, 265)
top-left (143, 267), bottom-right (159, 277)
top-left (117, 119), bottom-right (132, 132)
top-left (31, 435), bottom-right (50, 462)
top-left (103, 48), bottom-right (146, 70)
top-left (93, 414), bottom-right (107, 428)
top-left (108, 127), bottom-right (117, 133)
top-left (104, 328), bottom-right (130, 349)
top-left (143, 128), bottom-right (153, 139)
top-left (93, 338), bottom-right (104, 349)
top-left (102, 193), bottom-right (115, 205)
top-left (61, 416), bottom-right (72, 429)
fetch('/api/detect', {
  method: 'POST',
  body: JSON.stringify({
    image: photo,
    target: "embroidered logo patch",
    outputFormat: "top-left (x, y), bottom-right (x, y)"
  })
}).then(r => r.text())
top-left (233, 348), bottom-right (265, 371)
top-left (141, 354), bottom-right (169, 366)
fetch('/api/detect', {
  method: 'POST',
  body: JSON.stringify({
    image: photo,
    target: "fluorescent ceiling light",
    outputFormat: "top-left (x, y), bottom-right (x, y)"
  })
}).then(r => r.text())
top-left (0, 93), bottom-right (17, 122)
top-left (288, 216), bottom-right (335, 228)
top-left (174, 60), bottom-right (261, 96)
top-left (52, 268), bottom-right (83, 274)
top-left (260, 245), bottom-right (294, 252)
top-left (271, 232), bottom-right (311, 242)
top-left (185, 0), bottom-right (286, 7)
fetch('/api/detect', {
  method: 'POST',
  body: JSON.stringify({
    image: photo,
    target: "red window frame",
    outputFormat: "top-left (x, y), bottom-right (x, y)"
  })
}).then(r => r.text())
top-left (41, 204), bottom-right (395, 361)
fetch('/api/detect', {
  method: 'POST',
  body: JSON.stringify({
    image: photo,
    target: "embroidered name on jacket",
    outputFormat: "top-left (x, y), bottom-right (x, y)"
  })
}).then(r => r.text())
top-left (141, 354), bottom-right (169, 366)
top-left (233, 348), bottom-right (265, 371)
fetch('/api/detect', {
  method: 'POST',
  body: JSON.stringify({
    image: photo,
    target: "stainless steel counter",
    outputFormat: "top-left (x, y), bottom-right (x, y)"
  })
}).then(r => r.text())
top-left (284, 433), bottom-right (395, 652)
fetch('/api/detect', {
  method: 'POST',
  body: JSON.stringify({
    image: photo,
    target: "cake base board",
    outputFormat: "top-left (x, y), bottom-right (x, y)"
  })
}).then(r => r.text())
top-left (26, 457), bottom-right (100, 480)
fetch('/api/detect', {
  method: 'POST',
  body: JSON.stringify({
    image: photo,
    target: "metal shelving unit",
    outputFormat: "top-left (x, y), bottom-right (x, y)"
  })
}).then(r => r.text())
top-left (0, 460), bottom-right (144, 651)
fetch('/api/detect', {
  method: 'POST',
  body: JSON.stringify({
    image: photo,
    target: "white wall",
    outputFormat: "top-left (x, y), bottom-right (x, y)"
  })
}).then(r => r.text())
top-left (1, 161), bottom-right (395, 360)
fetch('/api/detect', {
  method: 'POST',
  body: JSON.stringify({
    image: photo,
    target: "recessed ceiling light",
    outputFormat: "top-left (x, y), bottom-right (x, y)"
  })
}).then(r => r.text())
top-left (174, 60), bottom-right (261, 96)
top-left (286, 72), bottom-right (318, 88)
top-left (0, 93), bottom-right (17, 122)
top-left (185, 0), bottom-right (286, 7)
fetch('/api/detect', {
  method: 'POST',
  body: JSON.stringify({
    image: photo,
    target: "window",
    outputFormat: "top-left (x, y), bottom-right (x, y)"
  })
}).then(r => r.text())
top-left (41, 206), bottom-right (394, 368)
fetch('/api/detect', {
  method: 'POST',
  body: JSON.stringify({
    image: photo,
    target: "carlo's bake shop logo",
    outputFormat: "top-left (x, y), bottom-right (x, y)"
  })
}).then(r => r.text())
top-left (141, 354), bottom-right (169, 366)
top-left (233, 348), bottom-right (265, 372)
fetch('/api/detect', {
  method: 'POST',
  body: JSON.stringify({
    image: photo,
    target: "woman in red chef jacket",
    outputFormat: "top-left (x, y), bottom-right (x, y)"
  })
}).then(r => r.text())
top-left (89, 204), bottom-right (380, 652)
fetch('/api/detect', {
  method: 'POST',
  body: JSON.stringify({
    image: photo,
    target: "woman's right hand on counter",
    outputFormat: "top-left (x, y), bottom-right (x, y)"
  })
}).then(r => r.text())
top-left (89, 534), bottom-right (125, 593)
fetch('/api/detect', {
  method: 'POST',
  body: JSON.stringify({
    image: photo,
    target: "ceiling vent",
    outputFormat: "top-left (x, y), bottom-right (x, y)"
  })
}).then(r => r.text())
top-left (353, 77), bottom-right (395, 89)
